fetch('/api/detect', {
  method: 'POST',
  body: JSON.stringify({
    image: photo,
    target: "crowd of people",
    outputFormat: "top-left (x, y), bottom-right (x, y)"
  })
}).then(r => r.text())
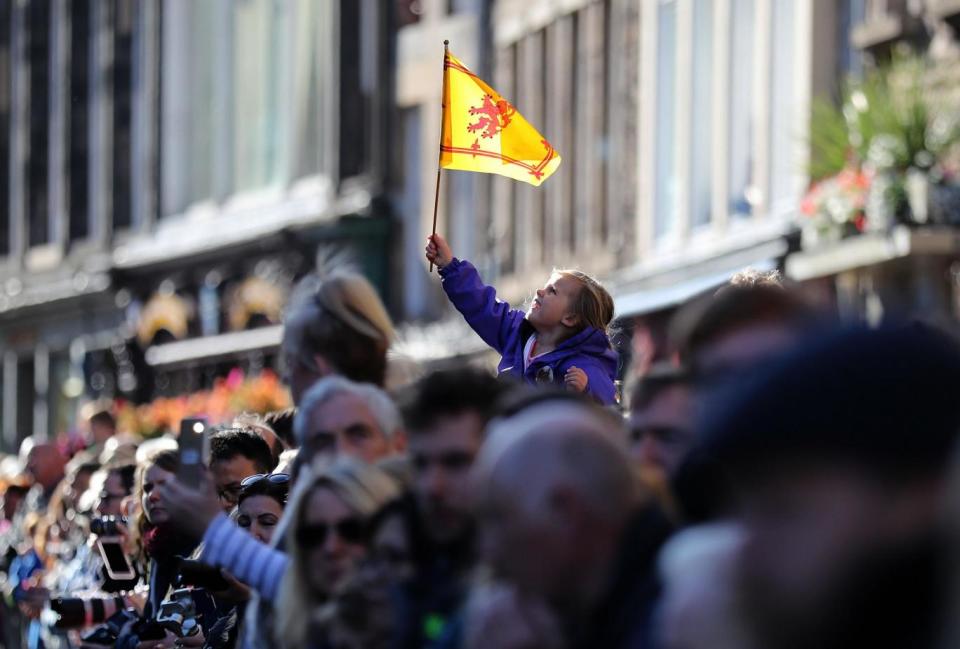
top-left (2, 244), bottom-right (960, 649)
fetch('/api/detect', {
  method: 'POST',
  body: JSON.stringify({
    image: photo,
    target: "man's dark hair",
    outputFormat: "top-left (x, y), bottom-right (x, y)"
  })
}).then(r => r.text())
top-left (105, 462), bottom-right (137, 494)
top-left (400, 367), bottom-right (507, 435)
top-left (493, 381), bottom-right (596, 419)
top-left (671, 283), bottom-right (817, 371)
top-left (629, 363), bottom-right (690, 411)
top-left (209, 427), bottom-right (275, 474)
top-left (263, 408), bottom-right (297, 449)
top-left (90, 410), bottom-right (116, 429)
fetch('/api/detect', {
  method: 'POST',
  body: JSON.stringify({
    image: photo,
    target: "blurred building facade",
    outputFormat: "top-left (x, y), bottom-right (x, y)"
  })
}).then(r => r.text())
top-left (396, 0), bottom-right (960, 374)
top-left (0, 0), bottom-right (394, 450)
top-left (393, 0), bottom-right (837, 370)
top-left (7, 0), bottom-right (960, 447)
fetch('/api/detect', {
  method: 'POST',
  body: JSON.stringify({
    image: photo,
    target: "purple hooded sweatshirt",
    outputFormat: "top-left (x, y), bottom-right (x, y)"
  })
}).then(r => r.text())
top-left (439, 258), bottom-right (619, 405)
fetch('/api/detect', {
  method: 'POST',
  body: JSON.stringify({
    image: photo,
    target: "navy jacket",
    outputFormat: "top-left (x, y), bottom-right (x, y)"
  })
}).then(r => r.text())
top-left (439, 258), bottom-right (618, 405)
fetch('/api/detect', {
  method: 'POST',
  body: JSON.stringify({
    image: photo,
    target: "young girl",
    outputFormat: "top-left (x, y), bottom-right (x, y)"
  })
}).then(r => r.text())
top-left (426, 234), bottom-right (618, 405)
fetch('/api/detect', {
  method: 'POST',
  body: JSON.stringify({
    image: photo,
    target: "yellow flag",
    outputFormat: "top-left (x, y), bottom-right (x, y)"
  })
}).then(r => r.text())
top-left (440, 50), bottom-right (561, 186)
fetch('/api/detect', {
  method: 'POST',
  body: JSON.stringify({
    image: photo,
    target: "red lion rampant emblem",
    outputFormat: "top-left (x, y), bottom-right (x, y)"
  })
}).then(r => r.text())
top-left (467, 94), bottom-right (517, 139)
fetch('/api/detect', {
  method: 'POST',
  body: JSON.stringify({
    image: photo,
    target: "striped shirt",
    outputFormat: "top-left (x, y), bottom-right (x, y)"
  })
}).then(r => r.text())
top-left (199, 513), bottom-right (288, 600)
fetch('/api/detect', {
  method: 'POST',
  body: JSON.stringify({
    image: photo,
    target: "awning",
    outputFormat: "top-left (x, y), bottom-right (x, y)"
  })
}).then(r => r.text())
top-left (611, 235), bottom-right (788, 318)
top-left (614, 259), bottom-right (778, 316)
top-left (144, 325), bottom-right (283, 368)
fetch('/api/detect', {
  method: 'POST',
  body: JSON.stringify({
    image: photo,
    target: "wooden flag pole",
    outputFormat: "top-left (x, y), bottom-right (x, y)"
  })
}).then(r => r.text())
top-left (429, 40), bottom-right (450, 274)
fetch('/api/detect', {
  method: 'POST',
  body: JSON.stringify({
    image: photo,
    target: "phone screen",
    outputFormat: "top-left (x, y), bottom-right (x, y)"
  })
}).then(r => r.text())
top-left (177, 417), bottom-right (208, 488)
top-left (97, 537), bottom-right (136, 581)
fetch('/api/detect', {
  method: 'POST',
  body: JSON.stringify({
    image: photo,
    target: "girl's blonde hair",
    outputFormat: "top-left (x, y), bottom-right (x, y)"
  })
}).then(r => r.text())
top-left (274, 456), bottom-right (400, 649)
top-left (286, 270), bottom-right (396, 386)
top-left (554, 269), bottom-right (615, 333)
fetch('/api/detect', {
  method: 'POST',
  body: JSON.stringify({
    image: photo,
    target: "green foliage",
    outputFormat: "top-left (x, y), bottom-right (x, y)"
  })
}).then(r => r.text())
top-left (808, 97), bottom-right (851, 181)
top-left (808, 54), bottom-right (960, 182)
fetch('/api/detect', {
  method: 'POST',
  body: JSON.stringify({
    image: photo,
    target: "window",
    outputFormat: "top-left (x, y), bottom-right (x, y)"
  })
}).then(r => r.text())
top-left (161, 0), bottom-right (334, 217)
top-left (840, 0), bottom-right (866, 78)
top-left (26, 0), bottom-right (51, 247)
top-left (338, 0), bottom-right (367, 181)
top-left (690, 0), bottom-right (714, 228)
top-left (396, 107), bottom-right (425, 319)
top-left (0, 1), bottom-right (11, 255)
top-left (566, 13), bottom-right (578, 254)
top-left (16, 357), bottom-right (33, 442)
top-left (68, 0), bottom-right (90, 242)
top-left (728, 0), bottom-right (756, 218)
top-left (111, 0), bottom-right (134, 230)
top-left (506, 42), bottom-right (519, 274)
top-left (290, 0), bottom-right (329, 181)
top-left (234, 2), bottom-right (272, 188)
top-left (599, 0), bottom-right (611, 244)
top-left (769, 0), bottom-right (799, 217)
top-left (540, 29), bottom-right (550, 260)
top-left (654, 0), bottom-right (678, 239)
top-left (47, 352), bottom-right (71, 438)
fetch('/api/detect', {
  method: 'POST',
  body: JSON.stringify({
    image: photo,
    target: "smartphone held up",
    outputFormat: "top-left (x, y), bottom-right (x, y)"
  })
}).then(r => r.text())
top-left (177, 417), bottom-right (209, 489)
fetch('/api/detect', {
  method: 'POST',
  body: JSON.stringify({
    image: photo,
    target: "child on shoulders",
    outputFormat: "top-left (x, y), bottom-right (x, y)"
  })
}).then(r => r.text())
top-left (426, 234), bottom-right (618, 405)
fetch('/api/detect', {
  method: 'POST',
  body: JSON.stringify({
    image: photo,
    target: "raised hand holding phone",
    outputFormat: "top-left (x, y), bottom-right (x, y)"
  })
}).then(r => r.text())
top-left (177, 418), bottom-right (208, 489)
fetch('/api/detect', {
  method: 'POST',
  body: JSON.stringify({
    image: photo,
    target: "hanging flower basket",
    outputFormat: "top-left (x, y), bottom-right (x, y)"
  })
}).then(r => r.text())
top-left (799, 168), bottom-right (872, 248)
top-left (802, 52), bottom-right (960, 247)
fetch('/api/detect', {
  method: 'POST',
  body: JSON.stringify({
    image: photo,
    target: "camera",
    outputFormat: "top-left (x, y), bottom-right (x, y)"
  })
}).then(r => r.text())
top-left (176, 558), bottom-right (229, 591)
top-left (156, 588), bottom-right (200, 637)
top-left (90, 516), bottom-right (127, 537)
top-left (49, 595), bottom-right (125, 629)
top-left (79, 608), bottom-right (138, 645)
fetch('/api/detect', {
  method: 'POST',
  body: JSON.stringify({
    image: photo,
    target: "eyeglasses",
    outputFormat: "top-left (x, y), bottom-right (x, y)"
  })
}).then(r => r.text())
top-left (412, 451), bottom-right (474, 472)
top-left (296, 518), bottom-right (367, 548)
top-left (217, 484), bottom-right (243, 506)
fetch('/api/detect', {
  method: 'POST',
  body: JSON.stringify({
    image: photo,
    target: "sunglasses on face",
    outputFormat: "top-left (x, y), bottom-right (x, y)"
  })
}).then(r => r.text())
top-left (296, 517), bottom-right (367, 548)
top-left (412, 451), bottom-right (474, 472)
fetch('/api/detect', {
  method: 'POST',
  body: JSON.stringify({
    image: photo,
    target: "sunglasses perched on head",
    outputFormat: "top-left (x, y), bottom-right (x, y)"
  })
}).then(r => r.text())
top-left (296, 517), bottom-right (367, 547)
top-left (240, 473), bottom-right (290, 489)
top-left (238, 473), bottom-right (290, 501)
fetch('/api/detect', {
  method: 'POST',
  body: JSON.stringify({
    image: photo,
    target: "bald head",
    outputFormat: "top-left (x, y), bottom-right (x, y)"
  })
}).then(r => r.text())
top-left (26, 443), bottom-right (67, 493)
top-left (477, 403), bottom-right (637, 520)
top-left (473, 402), bottom-right (640, 615)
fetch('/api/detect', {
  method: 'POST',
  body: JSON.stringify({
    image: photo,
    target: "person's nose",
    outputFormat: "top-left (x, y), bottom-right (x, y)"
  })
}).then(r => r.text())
top-left (424, 465), bottom-right (448, 499)
top-left (536, 288), bottom-right (544, 298)
top-left (324, 527), bottom-right (344, 556)
top-left (251, 523), bottom-right (267, 544)
top-left (148, 484), bottom-right (163, 503)
top-left (637, 435), bottom-right (663, 469)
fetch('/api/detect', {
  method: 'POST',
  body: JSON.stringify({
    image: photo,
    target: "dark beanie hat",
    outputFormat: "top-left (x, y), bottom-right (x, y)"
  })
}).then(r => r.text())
top-left (701, 323), bottom-right (960, 483)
